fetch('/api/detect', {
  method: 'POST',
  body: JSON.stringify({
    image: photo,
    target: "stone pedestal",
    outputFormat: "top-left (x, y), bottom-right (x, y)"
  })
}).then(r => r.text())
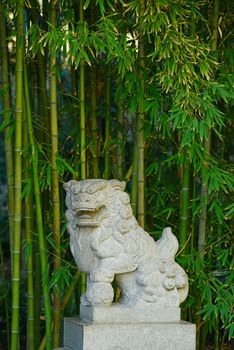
top-left (61, 305), bottom-right (196, 350)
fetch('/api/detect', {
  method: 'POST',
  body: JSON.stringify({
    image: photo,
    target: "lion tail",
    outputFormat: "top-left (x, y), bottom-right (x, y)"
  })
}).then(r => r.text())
top-left (156, 227), bottom-right (179, 260)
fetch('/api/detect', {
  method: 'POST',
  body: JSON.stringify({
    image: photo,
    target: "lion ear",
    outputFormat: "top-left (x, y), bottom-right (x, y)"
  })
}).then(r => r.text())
top-left (109, 179), bottom-right (126, 191)
top-left (63, 180), bottom-right (80, 193)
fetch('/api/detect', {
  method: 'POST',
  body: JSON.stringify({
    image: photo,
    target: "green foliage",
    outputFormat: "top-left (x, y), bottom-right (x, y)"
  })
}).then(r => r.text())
top-left (0, 0), bottom-right (233, 348)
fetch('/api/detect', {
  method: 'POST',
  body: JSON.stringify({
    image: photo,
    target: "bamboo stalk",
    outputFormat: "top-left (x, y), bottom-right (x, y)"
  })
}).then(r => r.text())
top-left (179, 159), bottom-right (190, 253)
top-left (90, 64), bottom-right (99, 178)
top-left (31, 0), bottom-right (50, 144)
top-left (80, 58), bottom-right (86, 179)
top-left (116, 101), bottom-right (124, 179)
top-left (33, 233), bottom-right (41, 349)
top-left (198, 133), bottom-right (211, 258)
top-left (137, 0), bottom-right (145, 228)
top-left (24, 201), bottom-right (35, 347)
top-left (197, 4), bottom-right (219, 347)
top-left (38, 270), bottom-right (81, 350)
top-left (90, 0), bottom-right (99, 178)
top-left (24, 66), bottom-right (52, 350)
top-left (198, 0), bottom-right (219, 258)
top-left (0, 5), bottom-right (14, 272)
top-left (50, 1), bottom-right (61, 346)
top-left (30, 5), bottom-right (43, 345)
top-left (80, 0), bottom-right (86, 181)
top-left (23, 96), bottom-right (35, 350)
top-left (0, 240), bottom-right (10, 349)
top-left (79, 0), bottom-right (86, 297)
top-left (104, 65), bottom-right (111, 179)
top-left (131, 120), bottom-right (138, 217)
top-left (10, 1), bottom-right (24, 347)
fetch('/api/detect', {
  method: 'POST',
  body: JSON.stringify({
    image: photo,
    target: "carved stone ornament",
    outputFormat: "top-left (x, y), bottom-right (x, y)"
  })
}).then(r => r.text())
top-left (64, 179), bottom-right (189, 309)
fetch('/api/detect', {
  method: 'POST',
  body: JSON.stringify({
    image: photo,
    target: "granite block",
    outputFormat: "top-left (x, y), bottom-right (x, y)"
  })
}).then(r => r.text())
top-left (63, 317), bottom-right (196, 350)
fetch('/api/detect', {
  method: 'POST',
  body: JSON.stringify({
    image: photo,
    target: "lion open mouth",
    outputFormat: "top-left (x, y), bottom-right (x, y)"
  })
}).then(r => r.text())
top-left (75, 205), bottom-right (106, 227)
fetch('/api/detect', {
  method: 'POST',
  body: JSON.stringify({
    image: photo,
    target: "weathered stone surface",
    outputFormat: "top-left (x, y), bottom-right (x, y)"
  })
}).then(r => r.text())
top-left (80, 304), bottom-right (181, 323)
top-left (64, 179), bottom-right (189, 309)
top-left (63, 317), bottom-right (196, 350)
top-left (62, 179), bottom-right (195, 350)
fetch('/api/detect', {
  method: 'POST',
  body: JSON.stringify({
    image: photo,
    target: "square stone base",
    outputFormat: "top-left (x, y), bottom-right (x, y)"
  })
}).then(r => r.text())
top-left (63, 317), bottom-right (196, 350)
top-left (80, 304), bottom-right (181, 323)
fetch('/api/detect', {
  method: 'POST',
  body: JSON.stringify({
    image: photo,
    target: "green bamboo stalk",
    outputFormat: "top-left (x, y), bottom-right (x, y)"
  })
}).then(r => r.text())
top-left (71, 62), bottom-right (78, 96)
top-left (80, 0), bottom-right (86, 181)
top-left (90, 64), bottom-right (99, 178)
top-left (179, 160), bottom-right (190, 252)
top-left (50, 1), bottom-right (61, 346)
top-left (38, 270), bottom-right (81, 350)
top-left (198, 134), bottom-right (211, 257)
top-left (31, 0), bottom-right (50, 144)
top-left (0, 240), bottom-right (10, 349)
top-left (104, 65), bottom-right (111, 179)
top-left (190, 170), bottom-right (196, 253)
top-left (210, 0), bottom-right (220, 53)
top-left (80, 58), bottom-right (86, 179)
top-left (90, 0), bottom-right (99, 178)
top-left (137, 0), bottom-right (145, 228)
top-left (131, 118), bottom-right (138, 217)
top-left (70, 61), bottom-right (80, 173)
top-left (30, 5), bottom-right (43, 345)
top-left (33, 233), bottom-right (41, 349)
top-left (10, 1), bottom-right (24, 347)
top-left (79, 0), bottom-right (86, 297)
top-left (23, 98), bottom-right (35, 350)
top-left (0, 5), bottom-right (14, 272)
top-left (116, 100), bottom-right (124, 179)
top-left (24, 193), bottom-right (35, 350)
top-left (198, 0), bottom-right (219, 258)
top-left (198, 4), bottom-right (219, 346)
top-left (24, 66), bottom-right (52, 350)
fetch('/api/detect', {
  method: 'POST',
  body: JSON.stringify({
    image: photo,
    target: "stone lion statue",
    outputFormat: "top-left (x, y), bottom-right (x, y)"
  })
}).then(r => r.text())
top-left (64, 179), bottom-right (188, 308)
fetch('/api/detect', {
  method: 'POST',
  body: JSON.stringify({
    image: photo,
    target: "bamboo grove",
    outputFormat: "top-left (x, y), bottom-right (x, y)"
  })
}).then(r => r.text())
top-left (0, 0), bottom-right (233, 349)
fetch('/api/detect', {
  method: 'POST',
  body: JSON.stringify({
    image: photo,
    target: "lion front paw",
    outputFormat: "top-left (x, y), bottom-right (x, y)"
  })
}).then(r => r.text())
top-left (85, 282), bottom-right (114, 306)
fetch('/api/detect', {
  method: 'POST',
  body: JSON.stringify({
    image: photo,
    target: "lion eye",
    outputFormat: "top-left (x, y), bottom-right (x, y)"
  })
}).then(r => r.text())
top-left (87, 184), bottom-right (97, 194)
